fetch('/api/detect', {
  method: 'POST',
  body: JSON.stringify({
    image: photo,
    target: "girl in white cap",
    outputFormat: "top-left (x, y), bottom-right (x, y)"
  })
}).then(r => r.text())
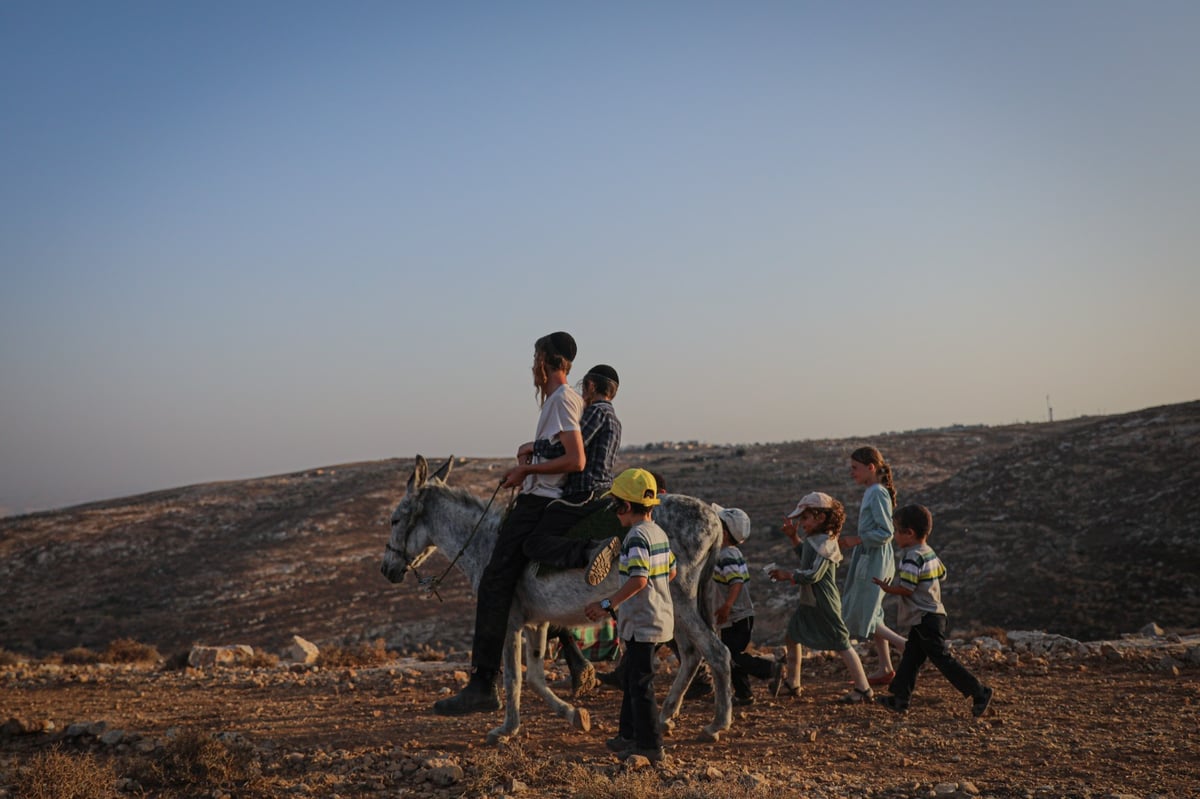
top-left (769, 492), bottom-right (874, 703)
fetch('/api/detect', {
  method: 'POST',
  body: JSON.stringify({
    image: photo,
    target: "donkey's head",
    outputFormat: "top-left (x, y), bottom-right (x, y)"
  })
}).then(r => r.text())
top-left (380, 454), bottom-right (453, 583)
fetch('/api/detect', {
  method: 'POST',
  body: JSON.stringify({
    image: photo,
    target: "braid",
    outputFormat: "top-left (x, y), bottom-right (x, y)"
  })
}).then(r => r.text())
top-left (879, 463), bottom-right (897, 506)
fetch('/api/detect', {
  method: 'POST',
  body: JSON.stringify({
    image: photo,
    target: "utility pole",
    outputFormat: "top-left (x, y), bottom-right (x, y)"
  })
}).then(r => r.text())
top-left (1046, 394), bottom-right (1054, 423)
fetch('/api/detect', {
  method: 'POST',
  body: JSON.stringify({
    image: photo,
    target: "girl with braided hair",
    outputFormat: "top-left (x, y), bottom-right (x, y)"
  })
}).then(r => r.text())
top-left (840, 445), bottom-right (908, 686)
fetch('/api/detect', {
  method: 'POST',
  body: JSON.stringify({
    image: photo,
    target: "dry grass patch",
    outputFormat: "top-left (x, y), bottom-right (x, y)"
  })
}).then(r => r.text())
top-left (318, 639), bottom-right (395, 668)
top-left (59, 646), bottom-right (101, 665)
top-left (103, 638), bottom-right (161, 663)
top-left (127, 729), bottom-right (281, 798)
top-left (14, 747), bottom-right (118, 799)
top-left (0, 648), bottom-right (22, 667)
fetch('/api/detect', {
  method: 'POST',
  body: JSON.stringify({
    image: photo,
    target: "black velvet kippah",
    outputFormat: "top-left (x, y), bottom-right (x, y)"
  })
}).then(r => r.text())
top-left (547, 331), bottom-right (577, 362)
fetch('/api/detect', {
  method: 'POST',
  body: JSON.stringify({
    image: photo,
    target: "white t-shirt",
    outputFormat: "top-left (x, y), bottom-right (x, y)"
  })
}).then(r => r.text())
top-left (523, 383), bottom-right (584, 498)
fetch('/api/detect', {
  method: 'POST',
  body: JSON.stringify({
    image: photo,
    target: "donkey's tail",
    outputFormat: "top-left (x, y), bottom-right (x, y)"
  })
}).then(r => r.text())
top-left (696, 532), bottom-right (719, 629)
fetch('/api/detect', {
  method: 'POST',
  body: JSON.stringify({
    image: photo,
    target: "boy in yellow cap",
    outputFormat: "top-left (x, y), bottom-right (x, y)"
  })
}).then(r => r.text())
top-left (584, 468), bottom-right (676, 763)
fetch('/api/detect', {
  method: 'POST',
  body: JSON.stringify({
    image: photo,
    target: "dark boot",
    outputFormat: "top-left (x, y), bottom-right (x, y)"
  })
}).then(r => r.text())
top-left (432, 673), bottom-right (500, 716)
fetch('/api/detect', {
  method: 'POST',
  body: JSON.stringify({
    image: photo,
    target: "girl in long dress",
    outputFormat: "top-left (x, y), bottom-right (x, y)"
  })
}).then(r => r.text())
top-left (840, 446), bottom-right (907, 685)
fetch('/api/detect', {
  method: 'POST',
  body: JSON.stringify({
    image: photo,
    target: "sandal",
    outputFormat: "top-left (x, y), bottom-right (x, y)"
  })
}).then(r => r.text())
top-left (835, 686), bottom-right (874, 704)
top-left (768, 661), bottom-right (785, 698)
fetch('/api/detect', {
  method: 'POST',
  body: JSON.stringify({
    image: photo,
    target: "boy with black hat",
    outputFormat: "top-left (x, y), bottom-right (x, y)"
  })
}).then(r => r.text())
top-left (522, 363), bottom-right (623, 585)
top-left (434, 331), bottom-right (585, 716)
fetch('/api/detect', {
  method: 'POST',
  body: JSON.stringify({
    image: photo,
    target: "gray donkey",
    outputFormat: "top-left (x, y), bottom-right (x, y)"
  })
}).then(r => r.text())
top-left (381, 455), bottom-right (733, 745)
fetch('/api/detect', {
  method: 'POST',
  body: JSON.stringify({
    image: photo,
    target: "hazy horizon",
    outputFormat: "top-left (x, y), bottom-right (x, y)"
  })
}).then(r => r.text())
top-left (3, 2), bottom-right (1198, 516)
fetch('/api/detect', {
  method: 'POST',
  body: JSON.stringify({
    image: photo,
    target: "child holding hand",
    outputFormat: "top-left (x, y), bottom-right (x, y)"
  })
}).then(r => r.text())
top-left (768, 492), bottom-right (873, 704)
top-left (872, 504), bottom-right (993, 716)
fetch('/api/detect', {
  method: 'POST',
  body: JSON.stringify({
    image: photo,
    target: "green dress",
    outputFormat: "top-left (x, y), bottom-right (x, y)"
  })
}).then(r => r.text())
top-left (785, 534), bottom-right (852, 651)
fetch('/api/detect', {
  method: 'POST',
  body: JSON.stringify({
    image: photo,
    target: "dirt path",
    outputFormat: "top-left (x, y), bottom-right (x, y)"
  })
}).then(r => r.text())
top-left (3, 649), bottom-right (1198, 798)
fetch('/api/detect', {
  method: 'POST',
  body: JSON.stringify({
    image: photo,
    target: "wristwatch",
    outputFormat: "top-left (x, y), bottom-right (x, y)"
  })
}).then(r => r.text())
top-left (599, 598), bottom-right (617, 620)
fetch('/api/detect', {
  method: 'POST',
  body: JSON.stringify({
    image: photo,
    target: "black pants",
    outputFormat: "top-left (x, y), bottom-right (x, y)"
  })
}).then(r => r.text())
top-left (890, 613), bottom-right (984, 705)
top-left (720, 617), bottom-right (775, 698)
top-left (520, 495), bottom-right (605, 569)
top-left (619, 638), bottom-right (662, 749)
top-left (470, 493), bottom-right (552, 677)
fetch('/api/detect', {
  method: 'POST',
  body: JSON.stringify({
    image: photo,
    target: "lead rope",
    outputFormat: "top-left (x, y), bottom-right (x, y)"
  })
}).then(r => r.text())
top-left (416, 479), bottom-right (509, 602)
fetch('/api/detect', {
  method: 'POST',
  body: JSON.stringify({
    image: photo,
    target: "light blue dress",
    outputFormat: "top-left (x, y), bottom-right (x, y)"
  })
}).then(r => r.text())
top-left (840, 483), bottom-right (895, 638)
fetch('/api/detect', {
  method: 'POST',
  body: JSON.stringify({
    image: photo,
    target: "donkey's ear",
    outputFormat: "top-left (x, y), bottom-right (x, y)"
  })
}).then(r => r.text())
top-left (431, 456), bottom-right (454, 484)
top-left (408, 455), bottom-right (430, 493)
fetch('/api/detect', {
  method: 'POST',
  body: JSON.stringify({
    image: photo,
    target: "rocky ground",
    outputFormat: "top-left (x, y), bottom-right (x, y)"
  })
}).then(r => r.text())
top-left (3, 400), bottom-right (1200, 796)
top-left (2, 630), bottom-right (1198, 798)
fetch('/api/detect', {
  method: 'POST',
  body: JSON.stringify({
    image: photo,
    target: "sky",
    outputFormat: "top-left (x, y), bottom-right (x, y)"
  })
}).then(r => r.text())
top-left (2, 1), bottom-right (1198, 516)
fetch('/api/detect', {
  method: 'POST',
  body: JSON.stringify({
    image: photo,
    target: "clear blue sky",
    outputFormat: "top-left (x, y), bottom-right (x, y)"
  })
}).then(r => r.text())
top-left (3, 1), bottom-right (1198, 515)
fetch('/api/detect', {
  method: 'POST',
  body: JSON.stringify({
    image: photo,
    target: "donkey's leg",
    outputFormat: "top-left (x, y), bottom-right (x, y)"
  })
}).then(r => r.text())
top-left (666, 600), bottom-right (732, 742)
top-left (488, 619), bottom-right (524, 745)
top-left (521, 623), bottom-right (591, 733)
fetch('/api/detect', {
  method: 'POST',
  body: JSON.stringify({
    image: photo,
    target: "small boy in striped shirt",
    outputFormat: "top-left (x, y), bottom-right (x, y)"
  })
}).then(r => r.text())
top-left (872, 504), bottom-right (993, 717)
top-left (711, 504), bottom-right (782, 706)
top-left (585, 468), bottom-right (676, 763)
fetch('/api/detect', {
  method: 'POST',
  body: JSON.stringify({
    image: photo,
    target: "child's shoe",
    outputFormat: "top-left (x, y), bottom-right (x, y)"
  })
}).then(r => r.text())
top-left (867, 669), bottom-right (896, 687)
top-left (835, 686), bottom-right (874, 704)
top-left (972, 686), bottom-right (994, 717)
top-left (732, 693), bottom-right (755, 707)
top-left (875, 694), bottom-right (908, 713)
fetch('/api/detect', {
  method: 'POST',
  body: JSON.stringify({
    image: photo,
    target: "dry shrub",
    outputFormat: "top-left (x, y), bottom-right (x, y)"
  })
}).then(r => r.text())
top-left (467, 745), bottom-right (604, 795)
top-left (15, 747), bottom-right (118, 799)
top-left (318, 639), bottom-right (394, 668)
top-left (103, 638), bottom-right (161, 664)
top-left (130, 729), bottom-right (271, 795)
top-left (60, 647), bottom-right (101, 665)
top-left (469, 745), bottom-right (795, 799)
top-left (0, 648), bottom-right (23, 667)
top-left (244, 648), bottom-right (279, 668)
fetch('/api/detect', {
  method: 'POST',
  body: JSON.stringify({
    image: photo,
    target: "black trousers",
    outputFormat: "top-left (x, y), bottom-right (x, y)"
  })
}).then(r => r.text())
top-left (470, 493), bottom-right (552, 676)
top-left (720, 617), bottom-right (775, 698)
top-left (520, 496), bottom-right (605, 569)
top-left (890, 612), bottom-right (984, 704)
top-left (619, 638), bottom-right (662, 749)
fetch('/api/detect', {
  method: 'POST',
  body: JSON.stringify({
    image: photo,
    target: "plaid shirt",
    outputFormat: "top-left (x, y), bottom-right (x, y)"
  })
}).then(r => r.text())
top-left (532, 400), bottom-right (621, 501)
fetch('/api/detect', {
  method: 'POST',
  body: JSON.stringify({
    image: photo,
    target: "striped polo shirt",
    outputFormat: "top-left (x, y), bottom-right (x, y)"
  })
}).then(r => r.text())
top-left (616, 519), bottom-right (676, 643)
top-left (895, 542), bottom-right (947, 628)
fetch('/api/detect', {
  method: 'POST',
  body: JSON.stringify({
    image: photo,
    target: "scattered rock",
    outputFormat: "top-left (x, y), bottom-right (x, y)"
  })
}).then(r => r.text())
top-left (285, 635), bottom-right (320, 664)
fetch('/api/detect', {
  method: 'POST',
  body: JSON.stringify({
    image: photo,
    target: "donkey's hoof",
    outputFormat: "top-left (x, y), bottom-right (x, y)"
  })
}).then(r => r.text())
top-left (572, 707), bottom-right (591, 732)
top-left (698, 727), bottom-right (723, 743)
top-left (486, 727), bottom-right (515, 746)
top-left (658, 718), bottom-right (676, 737)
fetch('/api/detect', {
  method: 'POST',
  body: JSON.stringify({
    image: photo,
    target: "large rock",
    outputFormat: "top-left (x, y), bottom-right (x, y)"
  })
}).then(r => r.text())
top-left (285, 635), bottom-right (320, 664)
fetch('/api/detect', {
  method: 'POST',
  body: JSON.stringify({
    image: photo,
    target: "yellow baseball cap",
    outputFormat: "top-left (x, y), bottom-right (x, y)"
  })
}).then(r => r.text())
top-left (604, 468), bottom-right (660, 506)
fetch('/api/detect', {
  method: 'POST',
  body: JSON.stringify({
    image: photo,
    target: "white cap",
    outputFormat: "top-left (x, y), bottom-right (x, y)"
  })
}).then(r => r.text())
top-left (711, 503), bottom-right (751, 544)
top-left (786, 491), bottom-right (836, 519)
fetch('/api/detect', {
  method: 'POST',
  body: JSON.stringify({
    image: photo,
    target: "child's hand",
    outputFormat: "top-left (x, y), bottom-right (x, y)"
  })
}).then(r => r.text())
top-left (768, 568), bottom-right (791, 583)
top-left (715, 605), bottom-right (730, 625)
top-left (872, 577), bottom-right (889, 590)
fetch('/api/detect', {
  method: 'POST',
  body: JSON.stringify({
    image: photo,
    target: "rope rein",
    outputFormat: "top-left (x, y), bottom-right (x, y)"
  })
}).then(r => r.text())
top-left (408, 479), bottom-right (510, 603)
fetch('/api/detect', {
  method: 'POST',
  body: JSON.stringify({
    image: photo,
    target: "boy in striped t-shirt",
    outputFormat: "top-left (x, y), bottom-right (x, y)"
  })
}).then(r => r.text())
top-left (872, 504), bottom-right (994, 717)
top-left (711, 504), bottom-right (782, 706)
top-left (585, 469), bottom-right (676, 763)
